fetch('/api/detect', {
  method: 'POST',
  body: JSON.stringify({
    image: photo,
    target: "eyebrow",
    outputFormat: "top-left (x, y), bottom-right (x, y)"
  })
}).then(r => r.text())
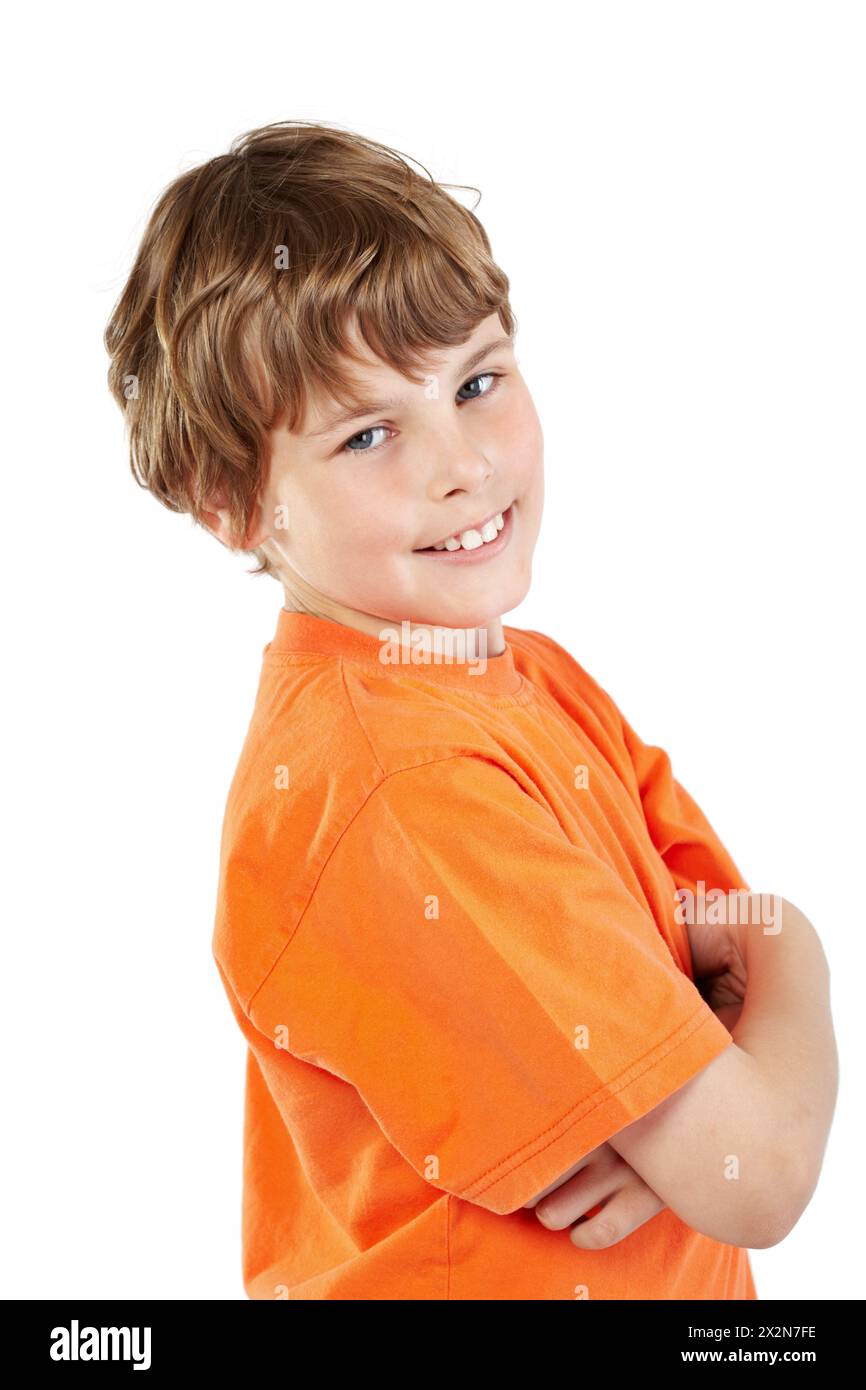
top-left (305, 334), bottom-right (515, 439)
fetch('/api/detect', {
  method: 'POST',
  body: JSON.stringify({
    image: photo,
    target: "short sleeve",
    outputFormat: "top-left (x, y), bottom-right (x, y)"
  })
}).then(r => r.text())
top-left (617, 712), bottom-right (752, 896)
top-left (248, 756), bottom-right (734, 1215)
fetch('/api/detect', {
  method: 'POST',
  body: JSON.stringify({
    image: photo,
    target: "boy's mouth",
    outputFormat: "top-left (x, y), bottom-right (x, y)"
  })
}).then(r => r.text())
top-left (413, 502), bottom-right (514, 556)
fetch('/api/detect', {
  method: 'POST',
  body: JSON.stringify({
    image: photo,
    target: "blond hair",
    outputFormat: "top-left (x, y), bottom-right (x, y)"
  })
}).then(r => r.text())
top-left (103, 120), bottom-right (517, 580)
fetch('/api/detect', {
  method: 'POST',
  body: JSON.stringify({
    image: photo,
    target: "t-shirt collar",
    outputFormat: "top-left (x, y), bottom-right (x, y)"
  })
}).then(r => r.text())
top-left (265, 608), bottom-right (522, 695)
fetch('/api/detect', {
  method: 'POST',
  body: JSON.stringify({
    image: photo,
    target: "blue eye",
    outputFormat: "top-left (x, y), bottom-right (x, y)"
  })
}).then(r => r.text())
top-left (340, 372), bottom-right (503, 456)
top-left (456, 371), bottom-right (498, 403)
top-left (343, 425), bottom-right (390, 454)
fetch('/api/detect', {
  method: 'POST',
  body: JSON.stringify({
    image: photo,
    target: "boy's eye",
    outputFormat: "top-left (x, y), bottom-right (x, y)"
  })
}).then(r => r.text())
top-left (340, 372), bottom-right (502, 455)
top-left (343, 425), bottom-right (390, 454)
top-left (456, 371), bottom-right (497, 403)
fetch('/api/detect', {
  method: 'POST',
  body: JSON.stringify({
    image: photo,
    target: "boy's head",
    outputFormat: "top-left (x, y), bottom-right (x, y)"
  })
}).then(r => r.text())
top-left (104, 121), bottom-right (543, 636)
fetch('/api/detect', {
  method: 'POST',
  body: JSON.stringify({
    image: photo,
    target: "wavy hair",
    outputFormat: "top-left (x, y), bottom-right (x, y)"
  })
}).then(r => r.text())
top-left (103, 120), bottom-right (516, 579)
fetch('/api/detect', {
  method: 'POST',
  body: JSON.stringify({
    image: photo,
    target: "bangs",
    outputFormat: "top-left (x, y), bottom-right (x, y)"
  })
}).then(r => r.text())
top-left (249, 197), bottom-right (516, 436)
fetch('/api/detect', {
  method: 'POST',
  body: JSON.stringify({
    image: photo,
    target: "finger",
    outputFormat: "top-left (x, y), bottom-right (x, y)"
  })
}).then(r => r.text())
top-left (568, 1185), bottom-right (667, 1250)
top-left (534, 1149), bottom-right (625, 1230)
top-left (521, 1145), bottom-right (607, 1209)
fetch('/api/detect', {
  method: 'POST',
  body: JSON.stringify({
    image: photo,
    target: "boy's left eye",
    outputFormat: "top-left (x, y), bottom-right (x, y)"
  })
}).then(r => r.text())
top-left (340, 372), bottom-right (503, 456)
top-left (455, 371), bottom-right (498, 403)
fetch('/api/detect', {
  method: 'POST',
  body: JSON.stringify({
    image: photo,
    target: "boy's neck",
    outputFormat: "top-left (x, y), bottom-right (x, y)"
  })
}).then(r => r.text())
top-left (280, 593), bottom-right (506, 659)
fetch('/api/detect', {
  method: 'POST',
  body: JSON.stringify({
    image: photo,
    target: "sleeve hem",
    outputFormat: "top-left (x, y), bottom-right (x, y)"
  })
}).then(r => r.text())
top-left (462, 1005), bottom-right (734, 1215)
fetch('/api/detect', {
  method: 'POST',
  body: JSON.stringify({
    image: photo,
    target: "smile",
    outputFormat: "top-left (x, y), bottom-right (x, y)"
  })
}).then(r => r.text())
top-left (413, 503), bottom-right (515, 562)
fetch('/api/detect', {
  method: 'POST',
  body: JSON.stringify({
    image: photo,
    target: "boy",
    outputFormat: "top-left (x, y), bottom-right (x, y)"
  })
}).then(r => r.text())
top-left (104, 120), bottom-right (838, 1300)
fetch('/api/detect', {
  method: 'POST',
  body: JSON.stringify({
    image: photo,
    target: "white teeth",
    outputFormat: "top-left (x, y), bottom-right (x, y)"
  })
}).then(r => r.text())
top-left (432, 510), bottom-right (507, 552)
top-left (446, 529), bottom-right (481, 551)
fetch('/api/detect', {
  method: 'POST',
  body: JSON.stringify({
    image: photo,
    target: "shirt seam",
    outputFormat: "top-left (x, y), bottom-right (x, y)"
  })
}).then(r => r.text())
top-left (336, 655), bottom-right (388, 779)
top-left (464, 1004), bottom-right (726, 1202)
top-left (244, 753), bottom-right (540, 1015)
top-left (262, 650), bottom-right (535, 707)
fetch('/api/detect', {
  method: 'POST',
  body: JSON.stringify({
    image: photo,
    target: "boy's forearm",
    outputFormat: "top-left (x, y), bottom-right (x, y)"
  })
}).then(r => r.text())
top-left (730, 897), bottom-right (838, 1227)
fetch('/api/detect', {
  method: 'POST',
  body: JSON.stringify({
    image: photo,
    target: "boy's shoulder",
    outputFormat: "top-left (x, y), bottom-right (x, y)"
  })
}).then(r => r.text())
top-left (212, 621), bottom-right (631, 1006)
top-left (245, 620), bottom-right (623, 784)
top-left (225, 619), bottom-right (629, 861)
top-left (505, 624), bottom-right (628, 738)
top-left (212, 639), bottom-right (509, 1004)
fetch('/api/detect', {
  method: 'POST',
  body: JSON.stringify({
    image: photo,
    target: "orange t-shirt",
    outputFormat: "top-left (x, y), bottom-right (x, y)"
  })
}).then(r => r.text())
top-left (212, 609), bottom-right (758, 1301)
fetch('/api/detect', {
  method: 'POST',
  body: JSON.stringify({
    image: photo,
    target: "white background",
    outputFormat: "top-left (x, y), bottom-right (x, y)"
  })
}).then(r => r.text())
top-left (2, 0), bottom-right (862, 1300)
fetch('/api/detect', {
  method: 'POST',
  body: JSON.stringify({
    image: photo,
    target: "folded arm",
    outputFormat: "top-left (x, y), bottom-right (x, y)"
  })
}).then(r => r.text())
top-left (527, 897), bottom-right (838, 1249)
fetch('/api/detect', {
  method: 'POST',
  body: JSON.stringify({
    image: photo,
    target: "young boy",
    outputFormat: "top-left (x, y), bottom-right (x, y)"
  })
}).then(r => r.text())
top-left (104, 120), bottom-right (838, 1300)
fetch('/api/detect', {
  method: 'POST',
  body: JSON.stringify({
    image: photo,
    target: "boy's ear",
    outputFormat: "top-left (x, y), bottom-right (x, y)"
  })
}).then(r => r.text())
top-left (199, 494), bottom-right (233, 546)
top-left (200, 491), bottom-right (269, 550)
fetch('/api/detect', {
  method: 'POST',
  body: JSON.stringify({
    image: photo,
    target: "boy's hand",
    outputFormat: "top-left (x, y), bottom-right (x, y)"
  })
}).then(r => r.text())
top-left (686, 910), bottom-right (748, 1016)
top-left (521, 979), bottom-right (745, 1247)
top-left (523, 1143), bottom-right (666, 1248)
top-left (521, 906), bottom-right (756, 1247)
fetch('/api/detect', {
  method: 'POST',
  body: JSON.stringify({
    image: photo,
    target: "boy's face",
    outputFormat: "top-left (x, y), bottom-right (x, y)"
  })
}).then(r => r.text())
top-left (250, 311), bottom-right (544, 645)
